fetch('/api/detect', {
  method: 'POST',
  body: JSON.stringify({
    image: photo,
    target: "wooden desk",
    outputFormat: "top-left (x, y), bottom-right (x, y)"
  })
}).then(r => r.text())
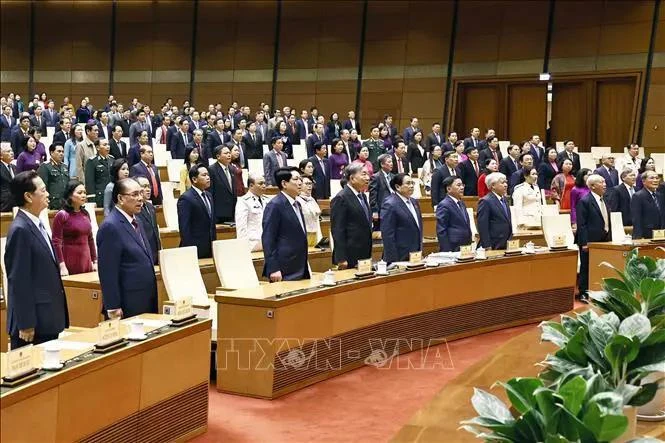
top-left (588, 241), bottom-right (665, 291)
top-left (1, 314), bottom-right (211, 443)
top-left (61, 241), bottom-right (440, 327)
top-left (214, 250), bottom-right (577, 399)
top-left (160, 224), bottom-right (236, 250)
top-left (392, 312), bottom-right (665, 442)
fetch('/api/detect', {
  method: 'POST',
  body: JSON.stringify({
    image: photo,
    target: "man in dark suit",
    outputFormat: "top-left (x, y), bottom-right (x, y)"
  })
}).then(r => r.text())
top-left (593, 154), bottom-right (619, 189)
top-left (476, 129), bottom-right (496, 151)
top-left (118, 110), bottom-right (132, 137)
top-left (53, 118), bottom-right (71, 147)
top-left (5, 171), bottom-right (69, 348)
top-left (380, 173), bottom-right (423, 263)
top-left (477, 172), bottom-right (512, 250)
top-left (309, 143), bottom-right (331, 200)
top-left (478, 137), bottom-right (503, 167)
top-left (187, 129), bottom-right (205, 161)
top-left (243, 121), bottom-right (264, 159)
top-left (0, 105), bottom-right (15, 142)
top-left (0, 144), bottom-right (16, 211)
top-left (261, 167), bottom-right (310, 281)
top-left (129, 108), bottom-right (153, 147)
top-left (631, 170), bottom-right (665, 239)
top-left (391, 140), bottom-right (410, 175)
top-left (509, 153), bottom-right (534, 195)
top-left (129, 145), bottom-right (163, 206)
top-left (343, 110), bottom-right (360, 135)
top-left (109, 125), bottom-right (127, 159)
top-left (576, 174), bottom-right (610, 300)
top-left (11, 116), bottom-right (31, 157)
top-left (296, 109), bottom-right (310, 141)
top-left (607, 169), bottom-right (636, 226)
top-left (402, 117), bottom-right (419, 145)
top-left (463, 127), bottom-right (481, 150)
top-left (43, 100), bottom-right (60, 128)
top-left (135, 176), bottom-right (161, 264)
top-left (97, 178), bottom-right (158, 319)
top-left (528, 134), bottom-right (545, 166)
top-left (499, 144), bottom-right (521, 179)
top-left (425, 122), bottom-right (444, 153)
top-left (177, 165), bottom-right (216, 259)
top-left (169, 119), bottom-right (191, 159)
top-left (459, 147), bottom-right (481, 196)
top-left (305, 124), bottom-right (325, 157)
top-left (229, 128), bottom-right (247, 169)
top-left (331, 163), bottom-right (373, 269)
top-left (29, 106), bottom-right (46, 134)
top-left (209, 145), bottom-right (237, 223)
top-left (369, 154), bottom-right (394, 222)
top-left (85, 139), bottom-right (114, 207)
top-left (263, 137), bottom-right (289, 186)
top-left (436, 176), bottom-right (473, 252)
top-left (441, 131), bottom-right (459, 153)
top-left (431, 151), bottom-right (461, 208)
top-left (557, 140), bottom-right (582, 176)
top-left (206, 118), bottom-right (231, 162)
top-left (383, 114), bottom-right (398, 139)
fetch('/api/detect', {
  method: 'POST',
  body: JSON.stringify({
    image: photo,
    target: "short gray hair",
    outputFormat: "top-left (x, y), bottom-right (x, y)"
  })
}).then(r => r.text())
top-left (344, 162), bottom-right (365, 181)
top-left (193, 129), bottom-right (203, 137)
top-left (378, 153), bottom-right (392, 166)
top-left (485, 172), bottom-right (506, 189)
top-left (620, 168), bottom-right (635, 180)
top-left (586, 173), bottom-right (604, 187)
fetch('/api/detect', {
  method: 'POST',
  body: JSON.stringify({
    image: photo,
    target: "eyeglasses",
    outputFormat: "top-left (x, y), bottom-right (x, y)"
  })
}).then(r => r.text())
top-left (121, 191), bottom-right (142, 198)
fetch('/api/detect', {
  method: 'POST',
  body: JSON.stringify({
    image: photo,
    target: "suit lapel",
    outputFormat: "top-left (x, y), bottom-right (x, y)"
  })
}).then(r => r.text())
top-left (115, 210), bottom-right (152, 259)
top-left (492, 194), bottom-right (510, 221)
top-left (397, 196), bottom-right (420, 230)
top-left (19, 212), bottom-right (57, 266)
top-left (346, 187), bottom-right (371, 227)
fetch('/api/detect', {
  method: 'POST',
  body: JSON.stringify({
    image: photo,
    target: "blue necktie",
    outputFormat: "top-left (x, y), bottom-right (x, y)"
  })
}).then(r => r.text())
top-left (39, 221), bottom-right (55, 260)
top-left (457, 200), bottom-right (469, 222)
top-left (358, 193), bottom-right (371, 222)
top-left (499, 197), bottom-right (509, 218)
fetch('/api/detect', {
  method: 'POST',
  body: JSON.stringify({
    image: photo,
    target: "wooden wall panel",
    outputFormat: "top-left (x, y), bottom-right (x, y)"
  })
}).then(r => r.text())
top-left (507, 84), bottom-right (547, 143)
top-left (595, 78), bottom-right (637, 149)
top-left (642, 68), bottom-right (665, 152)
top-left (0, 83), bottom-right (28, 97)
top-left (455, 85), bottom-right (500, 138)
top-left (550, 1), bottom-right (603, 59)
top-left (113, 83), bottom-right (152, 107)
top-left (193, 83), bottom-right (233, 112)
top-left (551, 82), bottom-right (589, 149)
top-left (0, 1), bottom-right (30, 71)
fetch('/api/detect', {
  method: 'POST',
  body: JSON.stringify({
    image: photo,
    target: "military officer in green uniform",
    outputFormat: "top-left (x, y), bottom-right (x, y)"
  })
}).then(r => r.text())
top-left (37, 143), bottom-right (69, 210)
top-left (362, 125), bottom-right (386, 171)
top-left (85, 138), bottom-right (114, 207)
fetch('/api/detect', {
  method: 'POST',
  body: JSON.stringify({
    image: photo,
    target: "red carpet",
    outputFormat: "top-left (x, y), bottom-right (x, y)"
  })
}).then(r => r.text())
top-left (194, 324), bottom-right (535, 443)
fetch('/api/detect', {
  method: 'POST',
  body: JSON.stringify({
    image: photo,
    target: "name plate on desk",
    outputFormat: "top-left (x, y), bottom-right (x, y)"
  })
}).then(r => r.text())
top-left (173, 296), bottom-right (194, 320)
top-left (507, 239), bottom-right (520, 251)
top-left (653, 229), bottom-right (665, 241)
top-left (5, 345), bottom-right (35, 379)
top-left (409, 251), bottom-right (422, 263)
top-left (357, 259), bottom-right (372, 274)
top-left (459, 245), bottom-right (474, 260)
top-left (97, 319), bottom-right (121, 346)
top-left (551, 234), bottom-right (567, 248)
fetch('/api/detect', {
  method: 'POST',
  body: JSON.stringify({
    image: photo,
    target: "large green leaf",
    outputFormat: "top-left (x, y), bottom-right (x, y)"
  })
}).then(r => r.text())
top-left (458, 416), bottom-right (518, 440)
top-left (627, 382), bottom-right (659, 407)
top-left (540, 322), bottom-right (570, 347)
top-left (581, 402), bottom-right (628, 442)
top-left (628, 343), bottom-right (665, 370)
top-left (558, 376), bottom-right (586, 416)
top-left (512, 408), bottom-right (544, 442)
top-left (640, 278), bottom-right (665, 305)
top-left (618, 313), bottom-right (652, 342)
top-left (556, 403), bottom-right (597, 442)
top-left (643, 329), bottom-right (665, 346)
top-left (499, 378), bottom-right (543, 415)
top-left (470, 388), bottom-right (514, 424)
top-left (561, 328), bottom-right (589, 366)
top-left (602, 277), bottom-right (631, 293)
top-left (604, 335), bottom-right (640, 375)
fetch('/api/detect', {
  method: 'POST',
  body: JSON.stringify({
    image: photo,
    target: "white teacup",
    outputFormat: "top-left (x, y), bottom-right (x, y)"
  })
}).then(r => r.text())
top-left (43, 344), bottom-right (61, 368)
top-left (130, 320), bottom-right (145, 337)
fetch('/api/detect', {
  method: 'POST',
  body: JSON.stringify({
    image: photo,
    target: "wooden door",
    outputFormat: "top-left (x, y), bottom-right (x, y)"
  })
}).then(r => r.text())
top-left (507, 84), bottom-right (546, 144)
top-left (595, 78), bottom-right (637, 149)
top-left (454, 84), bottom-right (499, 136)
top-left (551, 82), bottom-right (588, 149)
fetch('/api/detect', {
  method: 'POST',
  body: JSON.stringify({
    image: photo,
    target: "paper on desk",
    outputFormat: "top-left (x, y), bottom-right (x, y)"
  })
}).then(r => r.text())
top-left (37, 340), bottom-right (94, 351)
top-left (130, 318), bottom-right (169, 329)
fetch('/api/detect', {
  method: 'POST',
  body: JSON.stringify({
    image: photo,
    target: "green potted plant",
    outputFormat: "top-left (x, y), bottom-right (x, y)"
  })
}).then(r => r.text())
top-left (460, 375), bottom-right (631, 442)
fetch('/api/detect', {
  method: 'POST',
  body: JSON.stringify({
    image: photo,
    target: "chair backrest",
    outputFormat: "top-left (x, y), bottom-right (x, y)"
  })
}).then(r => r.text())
top-left (579, 152), bottom-right (597, 170)
top-left (610, 212), bottom-right (626, 243)
top-left (411, 178), bottom-right (423, 199)
top-left (467, 208), bottom-right (478, 237)
top-left (555, 141), bottom-right (564, 152)
top-left (498, 141), bottom-right (510, 158)
top-left (542, 214), bottom-right (575, 248)
top-left (160, 182), bottom-right (179, 229)
top-left (166, 158), bottom-right (182, 182)
top-left (159, 246), bottom-right (209, 304)
top-left (84, 202), bottom-right (99, 241)
top-left (153, 148), bottom-right (171, 167)
top-left (293, 144), bottom-right (307, 162)
top-left (509, 206), bottom-right (519, 234)
top-left (652, 153), bottom-right (665, 175)
top-left (0, 237), bottom-right (7, 298)
top-left (248, 159), bottom-right (264, 177)
top-left (212, 239), bottom-right (260, 290)
top-left (262, 144), bottom-right (269, 155)
top-left (542, 204), bottom-right (559, 217)
top-left (330, 179), bottom-right (342, 197)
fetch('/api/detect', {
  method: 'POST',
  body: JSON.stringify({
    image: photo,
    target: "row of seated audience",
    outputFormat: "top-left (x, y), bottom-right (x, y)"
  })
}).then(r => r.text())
top-left (2, 93), bottom-right (664, 349)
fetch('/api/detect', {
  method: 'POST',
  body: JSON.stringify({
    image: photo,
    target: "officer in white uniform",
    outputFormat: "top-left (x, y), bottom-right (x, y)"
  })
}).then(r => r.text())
top-left (235, 172), bottom-right (269, 251)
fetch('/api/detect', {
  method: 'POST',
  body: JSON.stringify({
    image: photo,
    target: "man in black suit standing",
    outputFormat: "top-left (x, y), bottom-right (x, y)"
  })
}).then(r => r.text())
top-left (0, 144), bottom-right (16, 211)
top-left (129, 145), bottom-right (163, 206)
top-left (402, 117), bottom-right (419, 145)
top-left (169, 119), bottom-right (191, 159)
top-left (209, 145), bottom-right (237, 223)
top-left (463, 127), bottom-right (481, 150)
top-left (607, 169), bottom-right (636, 226)
top-left (206, 118), bottom-right (230, 162)
top-left (431, 151), bottom-right (461, 208)
top-left (0, 105), bottom-right (15, 142)
top-left (29, 106), bottom-right (46, 134)
top-left (528, 134), bottom-right (545, 166)
top-left (459, 147), bottom-right (481, 196)
top-left (53, 117), bottom-right (71, 147)
top-left (499, 144), bottom-right (521, 179)
top-left (109, 125), bottom-right (127, 159)
top-left (369, 154), bottom-right (394, 223)
top-left (478, 136), bottom-right (503, 167)
top-left (436, 176), bottom-right (473, 252)
top-left (477, 172), bottom-right (512, 250)
top-left (243, 121), bottom-right (264, 159)
top-left (425, 122), bottom-right (443, 153)
top-left (5, 171), bottom-right (69, 347)
top-left (631, 170), bottom-right (665, 239)
top-left (177, 165), bottom-right (216, 258)
top-left (343, 110), bottom-right (360, 135)
top-left (557, 140), bottom-right (581, 176)
top-left (43, 100), bottom-right (60, 129)
top-left (391, 140), bottom-right (410, 175)
top-left (296, 109), bottom-right (310, 141)
top-left (576, 174), bottom-right (610, 300)
top-left (331, 163), bottom-right (373, 269)
top-left (309, 143), bottom-right (330, 200)
top-left (229, 128), bottom-right (247, 169)
top-left (477, 128), bottom-right (496, 151)
top-left (135, 176), bottom-right (162, 265)
top-left (306, 123), bottom-right (325, 157)
top-left (593, 154), bottom-right (619, 189)
top-left (442, 131), bottom-right (459, 153)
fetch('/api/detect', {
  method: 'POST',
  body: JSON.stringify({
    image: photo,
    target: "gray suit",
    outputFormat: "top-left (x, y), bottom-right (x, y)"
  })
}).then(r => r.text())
top-left (263, 150), bottom-right (288, 186)
top-left (129, 120), bottom-right (153, 146)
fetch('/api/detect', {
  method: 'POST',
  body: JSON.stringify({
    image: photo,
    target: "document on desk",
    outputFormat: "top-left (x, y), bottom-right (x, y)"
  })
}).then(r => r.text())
top-left (122, 318), bottom-right (169, 330)
top-left (37, 340), bottom-right (94, 352)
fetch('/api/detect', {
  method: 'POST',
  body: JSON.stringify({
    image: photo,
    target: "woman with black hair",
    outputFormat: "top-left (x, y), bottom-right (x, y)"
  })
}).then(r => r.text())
top-left (52, 180), bottom-right (97, 275)
top-left (103, 158), bottom-right (130, 216)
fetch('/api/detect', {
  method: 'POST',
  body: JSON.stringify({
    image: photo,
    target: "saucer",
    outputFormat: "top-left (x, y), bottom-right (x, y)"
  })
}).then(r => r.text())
top-left (41, 362), bottom-right (64, 371)
top-left (127, 334), bottom-right (147, 341)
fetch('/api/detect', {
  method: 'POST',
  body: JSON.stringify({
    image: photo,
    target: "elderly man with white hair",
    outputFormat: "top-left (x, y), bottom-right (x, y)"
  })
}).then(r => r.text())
top-left (593, 153), bottom-right (618, 188)
top-left (576, 173), bottom-right (610, 301)
top-left (235, 172), bottom-right (268, 251)
top-left (477, 172), bottom-right (512, 250)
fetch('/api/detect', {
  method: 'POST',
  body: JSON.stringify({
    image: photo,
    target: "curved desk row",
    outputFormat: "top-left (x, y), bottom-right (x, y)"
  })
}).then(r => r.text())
top-left (0, 315), bottom-right (212, 443)
top-left (588, 240), bottom-right (665, 291)
top-left (213, 249), bottom-right (577, 399)
top-left (392, 309), bottom-right (665, 442)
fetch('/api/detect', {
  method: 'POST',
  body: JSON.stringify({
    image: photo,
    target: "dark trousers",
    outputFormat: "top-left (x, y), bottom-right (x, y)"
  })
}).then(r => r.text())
top-left (579, 249), bottom-right (590, 297)
top-left (10, 333), bottom-right (59, 349)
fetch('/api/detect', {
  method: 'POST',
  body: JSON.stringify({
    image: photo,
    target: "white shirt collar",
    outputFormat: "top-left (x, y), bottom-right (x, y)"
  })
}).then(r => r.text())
top-left (20, 208), bottom-right (42, 228)
top-left (397, 193), bottom-right (411, 204)
top-left (347, 184), bottom-right (363, 198)
top-left (591, 191), bottom-right (604, 205)
top-left (448, 195), bottom-right (460, 204)
top-left (115, 206), bottom-right (136, 224)
top-left (492, 192), bottom-right (504, 201)
top-left (282, 191), bottom-right (296, 206)
top-left (192, 186), bottom-right (205, 197)
top-left (623, 182), bottom-right (634, 192)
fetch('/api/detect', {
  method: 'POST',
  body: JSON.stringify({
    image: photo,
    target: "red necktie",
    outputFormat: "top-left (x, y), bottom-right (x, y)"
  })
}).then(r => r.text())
top-left (398, 158), bottom-right (404, 173)
top-left (147, 165), bottom-right (159, 197)
top-left (160, 126), bottom-right (166, 144)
